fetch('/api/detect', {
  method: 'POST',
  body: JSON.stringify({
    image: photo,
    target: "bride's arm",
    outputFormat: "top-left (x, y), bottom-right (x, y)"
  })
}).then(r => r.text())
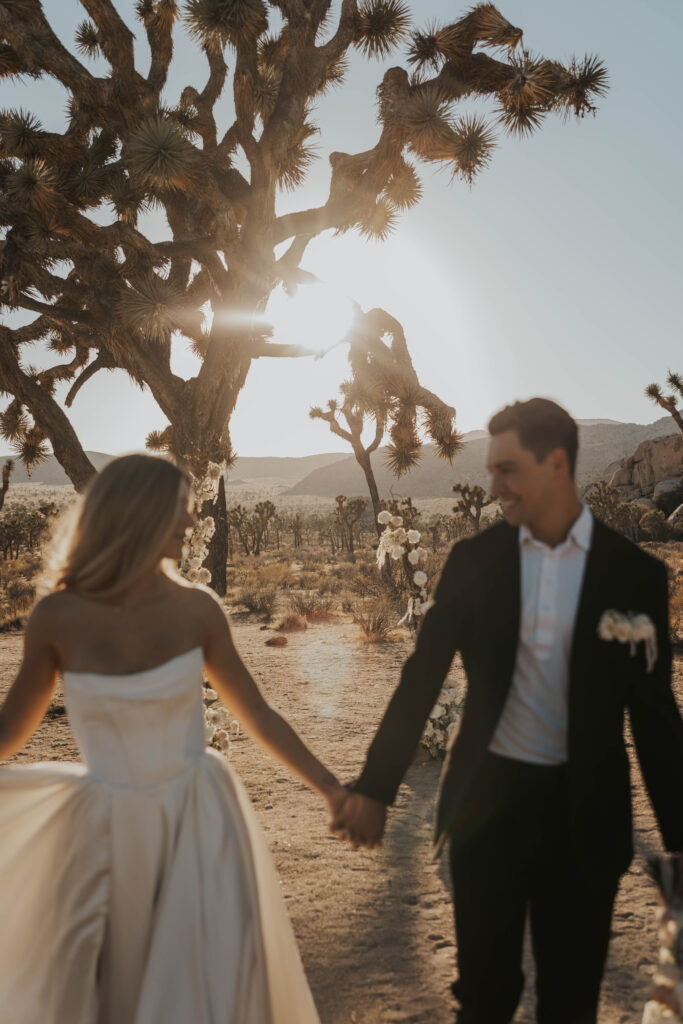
top-left (0, 601), bottom-right (59, 760)
top-left (201, 592), bottom-right (345, 810)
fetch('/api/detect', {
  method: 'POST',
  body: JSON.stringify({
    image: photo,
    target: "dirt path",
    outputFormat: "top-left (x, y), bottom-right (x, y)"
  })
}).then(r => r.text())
top-left (1, 620), bottom-right (679, 1024)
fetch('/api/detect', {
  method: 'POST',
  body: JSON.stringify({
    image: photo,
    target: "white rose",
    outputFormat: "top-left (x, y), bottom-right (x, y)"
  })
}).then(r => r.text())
top-left (420, 600), bottom-right (432, 614)
top-left (198, 567), bottom-right (212, 585)
top-left (597, 610), bottom-right (621, 642)
top-left (214, 728), bottom-right (228, 745)
top-left (190, 557), bottom-right (203, 570)
top-left (394, 529), bottom-right (408, 543)
top-left (614, 618), bottom-right (633, 644)
top-left (204, 723), bottom-right (216, 743)
top-left (407, 550), bottom-right (420, 565)
top-left (207, 709), bottom-right (221, 725)
top-left (631, 614), bottom-right (655, 643)
top-left (390, 515), bottom-right (403, 527)
top-left (204, 687), bottom-right (218, 701)
top-left (187, 568), bottom-right (200, 583)
top-left (430, 705), bottom-right (445, 720)
top-left (417, 547), bottom-right (428, 561)
top-left (413, 570), bottom-right (428, 587)
top-left (377, 510), bottom-right (392, 524)
top-left (207, 462), bottom-right (222, 480)
top-left (231, 719), bottom-right (240, 735)
top-left (391, 546), bottom-right (406, 560)
top-left (407, 529), bottom-right (421, 544)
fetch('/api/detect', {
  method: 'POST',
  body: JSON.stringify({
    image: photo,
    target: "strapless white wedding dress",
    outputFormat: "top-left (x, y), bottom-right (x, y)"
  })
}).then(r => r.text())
top-left (0, 647), bottom-right (320, 1024)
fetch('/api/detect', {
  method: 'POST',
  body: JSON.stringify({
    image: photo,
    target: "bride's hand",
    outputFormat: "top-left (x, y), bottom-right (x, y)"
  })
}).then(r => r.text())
top-left (322, 781), bottom-right (349, 822)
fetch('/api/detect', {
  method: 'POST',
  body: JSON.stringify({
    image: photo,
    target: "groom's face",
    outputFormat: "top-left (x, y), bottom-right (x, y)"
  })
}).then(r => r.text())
top-left (486, 429), bottom-right (565, 527)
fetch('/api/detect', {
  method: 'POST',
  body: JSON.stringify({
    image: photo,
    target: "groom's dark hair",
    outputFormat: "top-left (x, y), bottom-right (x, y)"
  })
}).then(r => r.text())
top-left (488, 398), bottom-right (579, 477)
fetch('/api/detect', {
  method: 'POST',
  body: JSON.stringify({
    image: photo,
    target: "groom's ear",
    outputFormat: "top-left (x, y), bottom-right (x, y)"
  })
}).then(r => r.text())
top-left (546, 446), bottom-right (571, 479)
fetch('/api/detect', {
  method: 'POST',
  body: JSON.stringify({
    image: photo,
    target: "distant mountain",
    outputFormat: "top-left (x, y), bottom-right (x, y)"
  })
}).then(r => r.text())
top-left (0, 450), bottom-right (350, 488)
top-left (285, 417), bottom-right (679, 499)
top-left (228, 452), bottom-right (348, 484)
top-left (0, 451), bottom-right (112, 485)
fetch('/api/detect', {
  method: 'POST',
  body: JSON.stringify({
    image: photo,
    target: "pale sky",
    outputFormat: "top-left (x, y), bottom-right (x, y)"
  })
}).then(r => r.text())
top-left (2, 1), bottom-right (681, 458)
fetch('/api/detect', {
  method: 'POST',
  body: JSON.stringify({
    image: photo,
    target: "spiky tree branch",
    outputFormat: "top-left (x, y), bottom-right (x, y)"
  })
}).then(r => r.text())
top-left (0, 2), bottom-right (606, 481)
top-left (645, 372), bottom-right (683, 436)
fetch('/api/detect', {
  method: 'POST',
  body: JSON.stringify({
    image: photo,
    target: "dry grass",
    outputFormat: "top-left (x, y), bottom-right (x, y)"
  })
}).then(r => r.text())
top-left (274, 613), bottom-right (308, 632)
top-left (286, 591), bottom-right (336, 620)
top-left (351, 596), bottom-right (398, 642)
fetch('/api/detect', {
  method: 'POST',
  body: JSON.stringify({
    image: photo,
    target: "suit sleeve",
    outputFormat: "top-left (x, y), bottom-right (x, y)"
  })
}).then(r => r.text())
top-left (629, 560), bottom-right (683, 853)
top-left (353, 540), bottom-right (467, 805)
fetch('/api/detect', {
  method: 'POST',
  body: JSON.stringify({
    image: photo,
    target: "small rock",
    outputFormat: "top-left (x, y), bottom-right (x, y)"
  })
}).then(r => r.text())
top-left (265, 635), bottom-right (288, 647)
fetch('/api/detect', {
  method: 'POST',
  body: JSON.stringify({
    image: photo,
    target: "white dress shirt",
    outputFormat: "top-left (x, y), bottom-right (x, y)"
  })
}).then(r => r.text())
top-left (488, 504), bottom-right (593, 765)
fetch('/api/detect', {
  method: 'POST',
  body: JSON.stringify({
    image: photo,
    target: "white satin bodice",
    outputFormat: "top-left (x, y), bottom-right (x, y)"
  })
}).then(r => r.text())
top-left (62, 647), bottom-right (206, 788)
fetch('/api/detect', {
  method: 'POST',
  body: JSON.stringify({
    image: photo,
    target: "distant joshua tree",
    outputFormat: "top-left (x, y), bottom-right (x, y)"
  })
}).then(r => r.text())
top-left (0, 2), bottom-right (606, 488)
top-left (0, 458), bottom-right (13, 512)
top-left (452, 481), bottom-right (492, 533)
top-left (646, 372), bottom-right (683, 436)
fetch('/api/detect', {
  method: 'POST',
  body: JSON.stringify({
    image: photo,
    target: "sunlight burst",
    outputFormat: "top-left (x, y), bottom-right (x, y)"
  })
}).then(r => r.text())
top-left (265, 282), bottom-right (355, 354)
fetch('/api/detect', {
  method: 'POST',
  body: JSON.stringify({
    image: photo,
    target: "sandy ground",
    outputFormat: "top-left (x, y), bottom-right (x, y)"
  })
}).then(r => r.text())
top-left (1, 618), bottom-right (681, 1024)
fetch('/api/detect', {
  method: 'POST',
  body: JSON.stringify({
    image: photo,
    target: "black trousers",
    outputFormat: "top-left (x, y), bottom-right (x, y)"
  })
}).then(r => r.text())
top-left (448, 753), bottom-right (619, 1024)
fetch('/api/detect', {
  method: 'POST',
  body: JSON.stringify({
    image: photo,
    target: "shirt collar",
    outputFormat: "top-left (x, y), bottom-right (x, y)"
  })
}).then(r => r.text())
top-left (519, 503), bottom-right (593, 553)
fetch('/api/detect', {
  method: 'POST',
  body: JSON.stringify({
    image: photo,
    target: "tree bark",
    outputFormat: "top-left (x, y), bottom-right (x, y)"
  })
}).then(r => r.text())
top-left (206, 476), bottom-right (228, 597)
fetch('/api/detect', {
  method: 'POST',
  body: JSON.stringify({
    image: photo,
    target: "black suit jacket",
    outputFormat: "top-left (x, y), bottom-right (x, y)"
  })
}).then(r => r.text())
top-left (354, 519), bottom-right (683, 876)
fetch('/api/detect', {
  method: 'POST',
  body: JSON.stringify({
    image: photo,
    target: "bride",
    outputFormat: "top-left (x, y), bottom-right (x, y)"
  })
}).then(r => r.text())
top-left (0, 454), bottom-right (345, 1023)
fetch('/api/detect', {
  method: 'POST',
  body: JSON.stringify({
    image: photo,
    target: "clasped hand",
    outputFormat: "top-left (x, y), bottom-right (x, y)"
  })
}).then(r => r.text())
top-left (326, 787), bottom-right (387, 850)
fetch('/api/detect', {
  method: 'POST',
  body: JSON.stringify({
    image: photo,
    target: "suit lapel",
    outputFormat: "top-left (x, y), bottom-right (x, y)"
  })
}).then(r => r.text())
top-left (569, 518), bottom-right (615, 683)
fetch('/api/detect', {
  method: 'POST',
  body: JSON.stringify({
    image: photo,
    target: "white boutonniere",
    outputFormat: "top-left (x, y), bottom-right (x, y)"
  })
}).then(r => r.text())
top-left (597, 610), bottom-right (658, 673)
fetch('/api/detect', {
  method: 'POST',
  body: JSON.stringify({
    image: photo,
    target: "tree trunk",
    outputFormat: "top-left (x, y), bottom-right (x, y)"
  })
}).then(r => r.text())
top-left (206, 476), bottom-right (228, 597)
top-left (355, 448), bottom-right (382, 537)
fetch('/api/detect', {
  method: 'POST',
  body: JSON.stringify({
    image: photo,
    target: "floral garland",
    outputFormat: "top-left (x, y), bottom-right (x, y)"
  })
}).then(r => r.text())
top-left (375, 510), bottom-right (464, 759)
top-left (203, 685), bottom-right (241, 755)
top-left (179, 462), bottom-right (223, 585)
top-left (177, 462), bottom-right (242, 753)
top-left (421, 681), bottom-right (465, 760)
top-left (375, 510), bottom-right (431, 629)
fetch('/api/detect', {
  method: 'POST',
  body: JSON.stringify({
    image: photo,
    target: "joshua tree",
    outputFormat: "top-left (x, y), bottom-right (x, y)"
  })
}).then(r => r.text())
top-left (334, 494), bottom-right (366, 554)
top-left (0, 458), bottom-right (13, 512)
top-left (646, 372), bottom-right (683, 436)
top-left (311, 307), bottom-right (461, 533)
top-left (0, 2), bottom-right (607, 489)
top-left (452, 481), bottom-right (492, 533)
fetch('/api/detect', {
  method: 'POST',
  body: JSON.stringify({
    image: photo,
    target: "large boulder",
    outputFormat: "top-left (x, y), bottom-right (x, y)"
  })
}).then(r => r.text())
top-left (653, 476), bottom-right (683, 516)
top-left (605, 434), bottom-right (683, 497)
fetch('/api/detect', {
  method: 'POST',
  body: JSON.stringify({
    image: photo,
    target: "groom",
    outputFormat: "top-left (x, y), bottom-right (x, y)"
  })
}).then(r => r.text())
top-left (333, 398), bottom-right (683, 1024)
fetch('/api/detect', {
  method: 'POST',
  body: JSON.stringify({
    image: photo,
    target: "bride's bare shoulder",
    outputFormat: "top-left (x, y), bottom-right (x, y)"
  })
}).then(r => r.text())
top-left (168, 578), bottom-right (227, 619)
top-left (24, 590), bottom-right (82, 644)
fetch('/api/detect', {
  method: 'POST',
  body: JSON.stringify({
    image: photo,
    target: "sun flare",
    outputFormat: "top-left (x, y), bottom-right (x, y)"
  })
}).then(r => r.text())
top-left (265, 282), bottom-right (355, 354)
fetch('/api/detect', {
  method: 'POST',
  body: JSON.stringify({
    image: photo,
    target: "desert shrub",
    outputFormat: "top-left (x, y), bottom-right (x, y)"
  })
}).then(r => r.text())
top-left (317, 576), bottom-right (342, 595)
top-left (4, 576), bottom-right (35, 617)
top-left (237, 581), bottom-right (278, 617)
top-left (638, 510), bottom-right (672, 542)
top-left (349, 571), bottom-right (384, 599)
top-left (287, 591), bottom-right (336, 620)
top-left (257, 563), bottom-right (294, 589)
top-left (275, 613), bottom-right (308, 631)
top-left (351, 597), bottom-right (397, 641)
top-left (295, 570), bottom-right (320, 591)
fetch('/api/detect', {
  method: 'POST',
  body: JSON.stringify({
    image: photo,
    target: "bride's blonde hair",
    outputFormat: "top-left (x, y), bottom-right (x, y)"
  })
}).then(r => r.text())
top-left (44, 454), bottom-right (190, 601)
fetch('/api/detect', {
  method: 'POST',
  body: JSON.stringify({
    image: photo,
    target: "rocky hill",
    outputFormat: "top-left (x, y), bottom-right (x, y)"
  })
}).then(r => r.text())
top-left (286, 418), bottom-right (679, 499)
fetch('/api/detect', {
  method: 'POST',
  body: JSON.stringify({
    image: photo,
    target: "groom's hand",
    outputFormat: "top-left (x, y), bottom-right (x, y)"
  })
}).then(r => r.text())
top-left (330, 792), bottom-right (386, 850)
